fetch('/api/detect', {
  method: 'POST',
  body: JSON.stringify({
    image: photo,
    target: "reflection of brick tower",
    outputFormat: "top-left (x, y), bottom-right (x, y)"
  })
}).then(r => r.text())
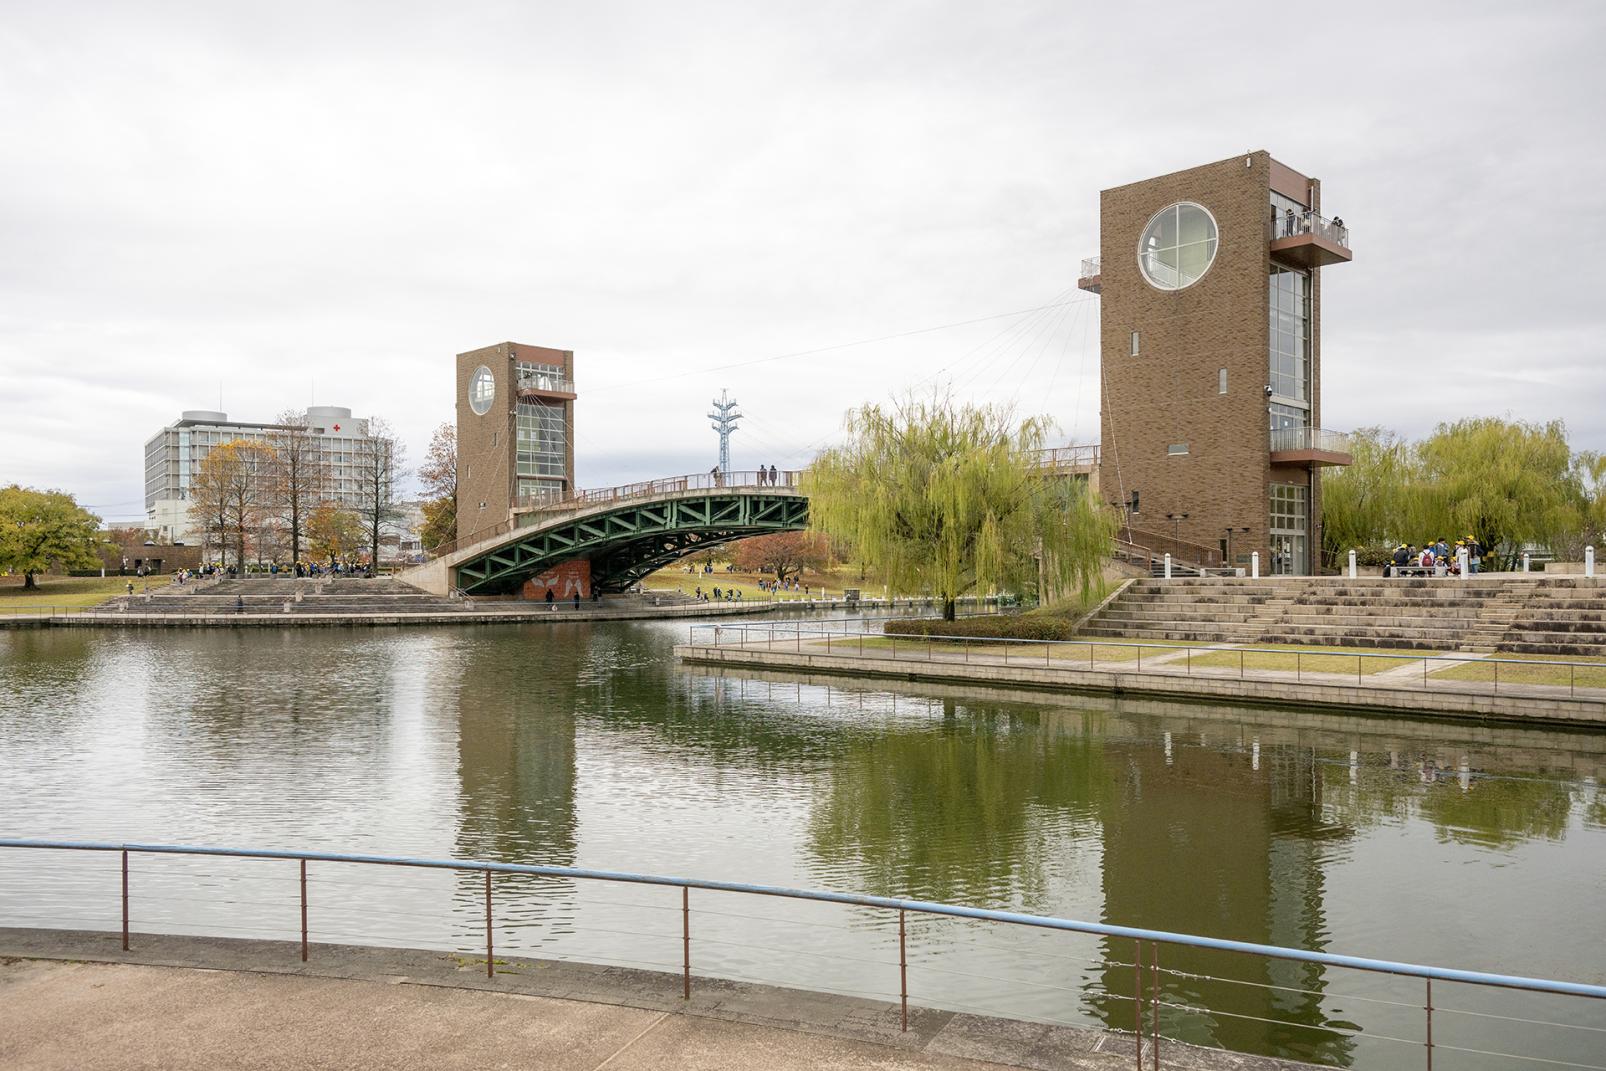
top-left (1078, 151), bottom-right (1353, 575)
top-left (455, 342), bottom-right (576, 546)
top-left (1092, 736), bottom-right (1350, 1065)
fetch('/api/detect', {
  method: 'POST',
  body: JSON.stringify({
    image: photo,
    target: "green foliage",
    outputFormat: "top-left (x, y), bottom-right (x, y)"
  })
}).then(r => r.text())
top-left (805, 393), bottom-right (1114, 619)
top-left (419, 497), bottom-right (456, 551)
top-left (883, 613), bottom-right (1081, 640)
top-left (0, 485), bottom-right (103, 588)
top-left (1320, 427), bottom-right (1417, 563)
top-left (1324, 417), bottom-right (1585, 570)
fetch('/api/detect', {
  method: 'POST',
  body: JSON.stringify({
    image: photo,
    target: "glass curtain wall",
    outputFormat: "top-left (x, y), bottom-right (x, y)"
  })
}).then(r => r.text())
top-left (1268, 266), bottom-right (1310, 412)
top-left (516, 401), bottom-right (567, 500)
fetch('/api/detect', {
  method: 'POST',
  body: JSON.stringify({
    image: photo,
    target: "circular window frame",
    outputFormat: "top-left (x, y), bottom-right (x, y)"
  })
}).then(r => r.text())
top-left (468, 365), bottom-right (496, 416)
top-left (1135, 201), bottom-right (1220, 292)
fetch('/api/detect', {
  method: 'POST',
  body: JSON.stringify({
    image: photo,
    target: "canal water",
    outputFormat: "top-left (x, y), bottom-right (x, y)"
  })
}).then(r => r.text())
top-left (1, 618), bottom-right (1602, 1068)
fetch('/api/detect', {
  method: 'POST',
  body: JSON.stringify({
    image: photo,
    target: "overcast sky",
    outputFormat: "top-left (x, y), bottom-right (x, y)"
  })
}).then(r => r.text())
top-left (4, 1), bottom-right (1604, 521)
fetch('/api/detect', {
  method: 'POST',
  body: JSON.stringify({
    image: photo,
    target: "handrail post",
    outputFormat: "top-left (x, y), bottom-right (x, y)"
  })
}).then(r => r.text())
top-left (1150, 942), bottom-right (1160, 1071)
top-left (485, 870), bottom-right (494, 978)
top-left (121, 848), bottom-right (129, 951)
top-left (1426, 978), bottom-right (1434, 1069)
top-left (1133, 940), bottom-right (1144, 1068)
top-left (899, 908), bottom-right (908, 1032)
top-left (683, 887), bottom-right (692, 1000)
top-left (300, 859), bottom-right (308, 962)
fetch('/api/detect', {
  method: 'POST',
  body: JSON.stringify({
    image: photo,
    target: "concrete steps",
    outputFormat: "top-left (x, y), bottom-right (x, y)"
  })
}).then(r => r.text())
top-left (1078, 576), bottom-right (1606, 656)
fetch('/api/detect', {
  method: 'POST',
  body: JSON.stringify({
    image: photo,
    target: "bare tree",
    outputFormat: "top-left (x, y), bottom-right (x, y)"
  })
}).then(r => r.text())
top-left (189, 449), bottom-right (235, 565)
top-left (268, 410), bottom-right (330, 569)
top-left (192, 440), bottom-right (278, 568)
top-left (354, 417), bottom-right (407, 569)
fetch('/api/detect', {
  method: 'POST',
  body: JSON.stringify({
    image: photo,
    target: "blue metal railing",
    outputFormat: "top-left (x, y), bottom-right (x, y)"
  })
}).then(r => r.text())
top-left (3, 838), bottom-right (1605, 1069)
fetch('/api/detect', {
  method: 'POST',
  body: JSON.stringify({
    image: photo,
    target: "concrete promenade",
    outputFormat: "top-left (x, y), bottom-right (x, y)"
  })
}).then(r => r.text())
top-left (0, 929), bottom-right (1301, 1071)
top-left (674, 638), bottom-right (1606, 726)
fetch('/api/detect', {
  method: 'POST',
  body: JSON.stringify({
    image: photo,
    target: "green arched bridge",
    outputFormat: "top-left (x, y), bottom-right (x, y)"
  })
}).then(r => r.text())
top-left (405, 470), bottom-right (808, 596)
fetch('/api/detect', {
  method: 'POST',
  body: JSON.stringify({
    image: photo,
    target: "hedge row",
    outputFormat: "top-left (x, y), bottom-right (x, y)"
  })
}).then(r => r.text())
top-left (882, 613), bottom-right (1082, 641)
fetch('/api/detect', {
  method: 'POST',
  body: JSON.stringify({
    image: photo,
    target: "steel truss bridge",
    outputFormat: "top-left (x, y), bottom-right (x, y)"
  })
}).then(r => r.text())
top-left (419, 470), bottom-right (808, 596)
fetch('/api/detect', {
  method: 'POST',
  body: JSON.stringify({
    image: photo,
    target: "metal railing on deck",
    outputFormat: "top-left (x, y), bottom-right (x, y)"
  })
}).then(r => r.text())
top-left (1270, 208), bottom-right (1351, 247)
top-left (1271, 426), bottom-right (1353, 454)
top-left (514, 470), bottom-right (802, 513)
top-left (1, 838), bottom-right (1601, 1070)
top-left (687, 624), bottom-right (1606, 700)
top-left (1032, 444), bottom-right (1100, 471)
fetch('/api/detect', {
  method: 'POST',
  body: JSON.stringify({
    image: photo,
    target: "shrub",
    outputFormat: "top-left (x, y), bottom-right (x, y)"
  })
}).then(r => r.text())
top-left (883, 613), bottom-right (1081, 641)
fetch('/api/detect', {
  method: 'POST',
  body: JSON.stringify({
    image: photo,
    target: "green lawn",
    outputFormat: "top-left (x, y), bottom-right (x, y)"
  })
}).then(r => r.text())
top-left (842, 635), bottom-right (1192, 664)
top-left (1183, 644), bottom-right (1438, 676)
top-left (0, 574), bottom-right (146, 611)
top-left (1431, 653), bottom-right (1606, 689)
top-left (641, 563), bottom-right (871, 601)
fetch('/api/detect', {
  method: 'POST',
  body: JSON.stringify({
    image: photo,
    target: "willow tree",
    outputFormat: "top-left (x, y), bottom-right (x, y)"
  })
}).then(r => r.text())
top-left (1416, 417), bottom-right (1576, 569)
top-left (805, 395), bottom-right (1113, 620)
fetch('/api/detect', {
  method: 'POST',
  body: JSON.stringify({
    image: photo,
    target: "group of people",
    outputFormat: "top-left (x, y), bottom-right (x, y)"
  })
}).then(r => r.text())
top-left (1384, 536), bottom-right (1484, 576)
top-left (758, 577), bottom-right (809, 595)
top-left (706, 464), bottom-right (784, 487)
top-left (693, 585), bottom-right (741, 602)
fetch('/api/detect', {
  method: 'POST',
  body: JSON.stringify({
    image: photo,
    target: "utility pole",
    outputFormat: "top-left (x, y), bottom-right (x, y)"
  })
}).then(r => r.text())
top-left (708, 389), bottom-right (742, 475)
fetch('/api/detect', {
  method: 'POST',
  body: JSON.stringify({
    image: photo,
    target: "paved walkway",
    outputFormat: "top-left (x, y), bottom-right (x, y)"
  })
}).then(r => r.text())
top-left (0, 929), bottom-right (1298, 1071)
top-left (1, 959), bottom-right (1025, 1071)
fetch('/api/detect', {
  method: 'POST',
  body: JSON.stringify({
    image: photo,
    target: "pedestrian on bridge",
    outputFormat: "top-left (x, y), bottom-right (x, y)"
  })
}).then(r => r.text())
top-left (573, 591), bottom-right (581, 611)
top-left (769, 464), bottom-right (778, 485)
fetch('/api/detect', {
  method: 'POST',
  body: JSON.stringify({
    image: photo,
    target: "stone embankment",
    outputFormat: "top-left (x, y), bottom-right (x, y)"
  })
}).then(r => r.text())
top-left (0, 577), bottom-right (776, 629)
top-left (676, 637), bottom-right (1606, 726)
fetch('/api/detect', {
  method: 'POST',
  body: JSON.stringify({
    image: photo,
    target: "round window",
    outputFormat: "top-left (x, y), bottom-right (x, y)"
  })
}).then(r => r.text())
top-left (468, 365), bottom-right (495, 415)
top-left (1137, 202), bottom-right (1218, 291)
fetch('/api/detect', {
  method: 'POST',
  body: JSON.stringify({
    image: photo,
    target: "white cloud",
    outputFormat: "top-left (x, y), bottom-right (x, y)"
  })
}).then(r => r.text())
top-left (3, 1), bottom-right (1604, 519)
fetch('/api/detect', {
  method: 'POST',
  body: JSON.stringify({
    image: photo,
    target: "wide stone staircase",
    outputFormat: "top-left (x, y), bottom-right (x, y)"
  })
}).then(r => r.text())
top-left (81, 577), bottom-right (693, 618)
top-left (82, 576), bottom-right (470, 616)
top-left (1078, 576), bottom-right (1606, 656)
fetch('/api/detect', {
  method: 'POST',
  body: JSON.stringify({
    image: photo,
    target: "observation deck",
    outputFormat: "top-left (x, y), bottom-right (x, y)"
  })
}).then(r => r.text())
top-left (1270, 426), bottom-right (1353, 466)
top-left (516, 367), bottom-right (576, 400)
top-left (1268, 210), bottom-right (1352, 269)
top-left (1076, 256), bottom-right (1101, 294)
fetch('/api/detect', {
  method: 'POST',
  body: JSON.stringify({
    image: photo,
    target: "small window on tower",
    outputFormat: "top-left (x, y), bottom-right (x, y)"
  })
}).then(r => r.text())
top-left (1130, 330), bottom-right (1140, 356)
top-left (1218, 368), bottom-right (1228, 394)
top-left (1168, 443), bottom-right (1189, 456)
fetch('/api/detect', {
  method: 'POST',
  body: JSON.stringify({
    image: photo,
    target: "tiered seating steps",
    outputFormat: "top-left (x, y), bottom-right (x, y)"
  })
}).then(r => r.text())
top-left (1078, 576), bottom-right (1606, 657)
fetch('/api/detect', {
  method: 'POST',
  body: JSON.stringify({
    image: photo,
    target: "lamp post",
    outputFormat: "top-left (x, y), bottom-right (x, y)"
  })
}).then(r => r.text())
top-left (1165, 512), bottom-right (1189, 561)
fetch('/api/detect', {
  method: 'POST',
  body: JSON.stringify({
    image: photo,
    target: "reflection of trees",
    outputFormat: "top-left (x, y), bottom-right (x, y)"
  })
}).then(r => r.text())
top-left (806, 702), bottom-right (1106, 907)
top-left (1418, 773), bottom-right (1573, 849)
top-left (1092, 742), bottom-right (1355, 1067)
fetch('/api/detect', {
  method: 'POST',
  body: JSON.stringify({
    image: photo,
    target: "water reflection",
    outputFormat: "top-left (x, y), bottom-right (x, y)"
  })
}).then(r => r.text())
top-left (2, 625), bottom-right (1604, 1068)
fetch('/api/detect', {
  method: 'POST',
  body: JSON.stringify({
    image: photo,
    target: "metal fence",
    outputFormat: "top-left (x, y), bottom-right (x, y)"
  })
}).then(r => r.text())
top-left (687, 624), bottom-right (1606, 700)
top-left (1, 839), bottom-right (1601, 1070)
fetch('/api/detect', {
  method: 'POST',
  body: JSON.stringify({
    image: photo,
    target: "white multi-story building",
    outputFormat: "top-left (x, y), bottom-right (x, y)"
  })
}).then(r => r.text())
top-left (143, 406), bottom-right (374, 544)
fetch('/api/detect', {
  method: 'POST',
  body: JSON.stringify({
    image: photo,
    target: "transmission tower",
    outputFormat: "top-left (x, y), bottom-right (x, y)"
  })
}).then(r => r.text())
top-left (708, 389), bottom-right (742, 474)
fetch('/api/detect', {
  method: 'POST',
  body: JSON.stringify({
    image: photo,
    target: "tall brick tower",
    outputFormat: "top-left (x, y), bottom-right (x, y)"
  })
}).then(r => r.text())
top-left (455, 342), bottom-right (576, 547)
top-left (1079, 151), bottom-right (1352, 575)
